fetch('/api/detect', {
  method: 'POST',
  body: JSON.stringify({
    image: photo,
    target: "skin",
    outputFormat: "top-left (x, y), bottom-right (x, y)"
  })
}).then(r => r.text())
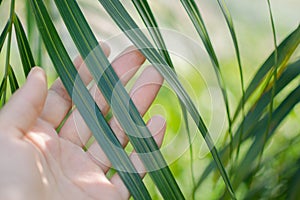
top-left (0, 43), bottom-right (165, 200)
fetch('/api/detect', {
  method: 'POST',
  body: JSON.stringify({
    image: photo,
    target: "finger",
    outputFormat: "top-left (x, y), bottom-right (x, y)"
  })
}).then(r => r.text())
top-left (86, 67), bottom-right (163, 171)
top-left (59, 47), bottom-right (147, 146)
top-left (110, 116), bottom-right (166, 200)
top-left (0, 67), bottom-right (47, 137)
top-left (40, 42), bottom-right (111, 128)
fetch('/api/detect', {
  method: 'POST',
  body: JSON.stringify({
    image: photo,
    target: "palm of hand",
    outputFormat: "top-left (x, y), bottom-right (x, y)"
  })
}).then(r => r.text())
top-left (5, 120), bottom-right (121, 200)
top-left (0, 45), bottom-right (165, 200)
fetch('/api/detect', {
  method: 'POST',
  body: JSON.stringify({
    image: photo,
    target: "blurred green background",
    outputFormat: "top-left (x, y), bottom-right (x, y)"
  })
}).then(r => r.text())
top-left (1, 0), bottom-right (300, 199)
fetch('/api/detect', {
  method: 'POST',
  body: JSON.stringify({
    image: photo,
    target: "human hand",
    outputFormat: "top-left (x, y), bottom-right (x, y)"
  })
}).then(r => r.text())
top-left (0, 44), bottom-right (165, 200)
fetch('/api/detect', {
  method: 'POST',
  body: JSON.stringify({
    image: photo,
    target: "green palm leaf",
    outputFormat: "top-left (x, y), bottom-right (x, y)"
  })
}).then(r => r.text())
top-left (256, 0), bottom-right (279, 175)
top-left (195, 58), bottom-right (300, 191)
top-left (235, 60), bottom-right (300, 147)
top-left (8, 65), bottom-right (19, 93)
top-left (233, 25), bottom-right (300, 122)
top-left (28, 0), bottom-right (150, 199)
top-left (233, 83), bottom-right (300, 187)
top-left (132, 0), bottom-right (197, 194)
top-left (0, 77), bottom-right (6, 104)
top-left (287, 160), bottom-right (300, 200)
top-left (220, 85), bottom-right (300, 198)
top-left (0, 21), bottom-right (10, 53)
top-left (216, 0), bottom-right (246, 159)
top-left (2, 0), bottom-right (15, 106)
top-left (98, 0), bottom-right (235, 198)
top-left (180, 0), bottom-right (234, 156)
top-left (0, 19), bottom-right (9, 104)
top-left (132, 0), bottom-right (173, 68)
top-left (52, 0), bottom-right (183, 199)
top-left (13, 14), bottom-right (35, 76)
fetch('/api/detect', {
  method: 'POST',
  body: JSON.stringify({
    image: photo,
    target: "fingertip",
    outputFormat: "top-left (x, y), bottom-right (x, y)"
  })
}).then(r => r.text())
top-left (133, 65), bottom-right (163, 90)
top-left (0, 67), bottom-right (48, 135)
top-left (25, 67), bottom-right (48, 111)
top-left (126, 45), bottom-right (144, 57)
top-left (119, 46), bottom-right (146, 65)
top-left (144, 65), bottom-right (164, 83)
top-left (28, 66), bottom-right (46, 79)
top-left (73, 42), bottom-right (111, 69)
top-left (110, 45), bottom-right (146, 85)
top-left (147, 115), bottom-right (166, 128)
top-left (147, 115), bottom-right (166, 147)
top-left (28, 66), bottom-right (47, 89)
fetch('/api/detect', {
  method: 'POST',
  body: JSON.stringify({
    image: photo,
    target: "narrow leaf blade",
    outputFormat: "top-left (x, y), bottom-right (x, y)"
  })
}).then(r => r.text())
top-left (8, 65), bottom-right (19, 93)
top-left (132, 0), bottom-right (173, 68)
top-left (0, 21), bottom-right (10, 53)
top-left (216, 0), bottom-right (246, 159)
top-left (13, 14), bottom-right (35, 76)
top-left (132, 0), bottom-right (197, 190)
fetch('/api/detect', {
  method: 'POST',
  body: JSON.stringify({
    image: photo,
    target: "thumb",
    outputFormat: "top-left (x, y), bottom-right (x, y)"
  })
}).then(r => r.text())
top-left (0, 67), bottom-right (48, 137)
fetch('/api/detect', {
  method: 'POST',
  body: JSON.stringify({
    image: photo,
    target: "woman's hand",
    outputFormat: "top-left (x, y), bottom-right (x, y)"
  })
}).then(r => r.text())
top-left (0, 43), bottom-right (165, 200)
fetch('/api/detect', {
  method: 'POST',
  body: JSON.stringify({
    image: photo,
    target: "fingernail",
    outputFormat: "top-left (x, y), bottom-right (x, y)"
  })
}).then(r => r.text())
top-left (27, 67), bottom-right (38, 80)
top-left (27, 67), bottom-right (46, 85)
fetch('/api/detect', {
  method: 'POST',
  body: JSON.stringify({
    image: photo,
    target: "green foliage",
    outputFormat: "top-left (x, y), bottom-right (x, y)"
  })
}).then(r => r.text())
top-left (0, 0), bottom-right (299, 199)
